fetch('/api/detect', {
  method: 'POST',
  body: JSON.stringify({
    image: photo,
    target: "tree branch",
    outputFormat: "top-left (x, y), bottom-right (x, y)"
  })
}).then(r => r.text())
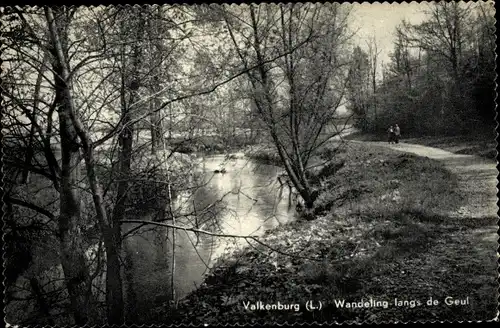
top-left (6, 196), bottom-right (56, 221)
top-left (120, 219), bottom-right (325, 262)
top-left (93, 31), bottom-right (314, 149)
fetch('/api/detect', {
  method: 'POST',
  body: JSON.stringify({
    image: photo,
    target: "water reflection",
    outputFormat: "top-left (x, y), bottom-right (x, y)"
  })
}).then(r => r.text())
top-left (122, 154), bottom-right (296, 302)
top-left (171, 154), bottom-right (297, 299)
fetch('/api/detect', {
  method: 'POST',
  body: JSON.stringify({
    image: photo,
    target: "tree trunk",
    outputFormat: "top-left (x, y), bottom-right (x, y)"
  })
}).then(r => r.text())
top-left (151, 101), bottom-right (157, 154)
top-left (45, 7), bottom-right (125, 325)
top-left (112, 10), bottom-right (146, 319)
top-left (45, 8), bottom-right (92, 324)
top-left (29, 277), bottom-right (55, 325)
top-left (22, 127), bottom-right (35, 184)
top-left (103, 227), bottom-right (125, 324)
top-left (123, 241), bottom-right (138, 323)
top-left (150, 95), bottom-right (163, 154)
top-left (270, 129), bottom-right (315, 209)
top-left (107, 107), bottom-right (132, 325)
top-left (55, 77), bottom-right (91, 326)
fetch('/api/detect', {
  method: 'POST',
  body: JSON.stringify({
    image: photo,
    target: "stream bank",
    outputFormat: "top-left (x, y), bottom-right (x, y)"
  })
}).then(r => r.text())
top-left (147, 141), bottom-right (497, 324)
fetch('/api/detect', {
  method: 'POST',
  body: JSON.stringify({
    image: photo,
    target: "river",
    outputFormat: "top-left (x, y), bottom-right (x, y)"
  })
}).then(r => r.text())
top-left (6, 127), bottom-right (357, 324)
top-left (122, 126), bottom-right (358, 307)
top-left (122, 153), bottom-right (297, 306)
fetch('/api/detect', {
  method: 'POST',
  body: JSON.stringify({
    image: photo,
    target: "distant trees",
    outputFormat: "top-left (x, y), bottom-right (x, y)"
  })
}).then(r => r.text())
top-left (346, 46), bottom-right (370, 128)
top-left (353, 1), bottom-right (496, 136)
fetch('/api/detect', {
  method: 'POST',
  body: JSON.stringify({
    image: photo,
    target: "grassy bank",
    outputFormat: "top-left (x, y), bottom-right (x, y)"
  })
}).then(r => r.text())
top-left (345, 130), bottom-right (497, 160)
top-left (147, 141), bottom-right (497, 324)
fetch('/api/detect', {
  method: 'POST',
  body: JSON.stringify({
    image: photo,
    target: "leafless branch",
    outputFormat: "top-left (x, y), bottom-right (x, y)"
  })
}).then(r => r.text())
top-left (121, 219), bottom-right (325, 262)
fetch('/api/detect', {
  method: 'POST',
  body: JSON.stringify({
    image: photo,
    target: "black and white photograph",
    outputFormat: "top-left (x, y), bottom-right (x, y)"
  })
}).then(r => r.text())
top-left (2, 1), bottom-right (498, 326)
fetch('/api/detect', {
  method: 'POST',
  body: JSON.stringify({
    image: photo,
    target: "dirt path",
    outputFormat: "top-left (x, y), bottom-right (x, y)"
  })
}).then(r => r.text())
top-left (354, 140), bottom-right (498, 252)
top-left (358, 140), bottom-right (498, 219)
top-left (343, 140), bottom-right (498, 321)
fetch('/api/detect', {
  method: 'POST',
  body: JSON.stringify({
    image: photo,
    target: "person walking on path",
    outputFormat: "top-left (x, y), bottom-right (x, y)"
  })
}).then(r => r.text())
top-left (394, 124), bottom-right (401, 144)
top-left (387, 125), bottom-right (395, 144)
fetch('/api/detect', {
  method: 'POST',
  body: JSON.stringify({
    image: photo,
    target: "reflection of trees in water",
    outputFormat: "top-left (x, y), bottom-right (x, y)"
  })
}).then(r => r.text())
top-left (121, 223), bottom-right (172, 319)
top-left (181, 170), bottom-right (232, 233)
top-left (121, 158), bottom-right (298, 307)
top-left (249, 165), bottom-right (297, 231)
top-left (121, 168), bottom-right (235, 303)
top-left (186, 159), bottom-right (297, 238)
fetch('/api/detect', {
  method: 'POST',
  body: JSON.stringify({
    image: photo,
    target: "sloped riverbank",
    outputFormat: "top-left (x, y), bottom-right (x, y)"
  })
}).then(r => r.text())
top-left (147, 141), bottom-right (497, 324)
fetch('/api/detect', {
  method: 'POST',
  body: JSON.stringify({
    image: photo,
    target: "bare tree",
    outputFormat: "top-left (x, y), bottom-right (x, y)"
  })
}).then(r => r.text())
top-left (346, 46), bottom-right (370, 126)
top-left (43, 7), bottom-right (94, 324)
top-left (366, 35), bottom-right (382, 124)
top-left (400, 2), bottom-right (477, 119)
top-left (365, 2), bottom-right (495, 136)
top-left (221, 3), bottom-right (353, 212)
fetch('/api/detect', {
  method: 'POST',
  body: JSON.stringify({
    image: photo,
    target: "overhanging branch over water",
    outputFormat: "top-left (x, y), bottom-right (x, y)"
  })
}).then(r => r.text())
top-left (120, 219), bottom-right (329, 262)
